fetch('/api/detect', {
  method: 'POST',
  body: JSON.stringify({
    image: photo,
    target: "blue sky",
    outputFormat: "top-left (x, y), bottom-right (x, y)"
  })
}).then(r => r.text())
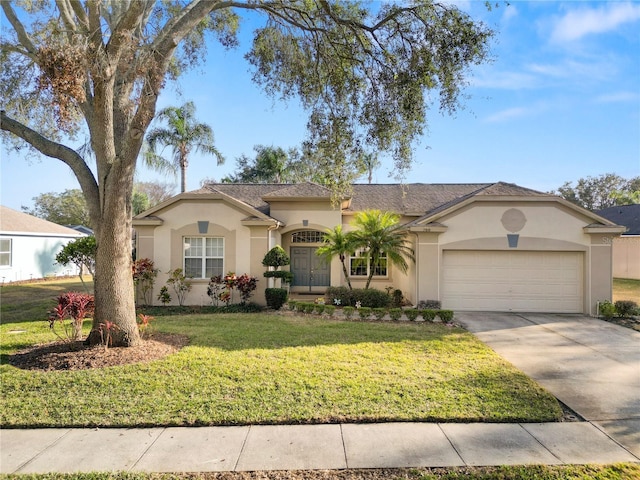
top-left (1, 1), bottom-right (639, 212)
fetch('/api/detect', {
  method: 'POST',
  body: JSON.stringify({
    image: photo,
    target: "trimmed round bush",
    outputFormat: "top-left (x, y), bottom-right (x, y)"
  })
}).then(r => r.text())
top-left (421, 309), bottom-right (436, 322)
top-left (265, 288), bottom-right (288, 310)
top-left (437, 310), bottom-right (454, 322)
top-left (405, 309), bottom-right (419, 321)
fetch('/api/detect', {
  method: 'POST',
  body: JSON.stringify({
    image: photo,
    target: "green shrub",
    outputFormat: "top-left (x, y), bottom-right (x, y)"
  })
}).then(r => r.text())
top-left (287, 300), bottom-right (298, 311)
top-left (354, 288), bottom-right (391, 308)
top-left (343, 306), bottom-right (355, 319)
top-left (388, 308), bottom-right (402, 321)
top-left (326, 286), bottom-right (352, 306)
top-left (314, 304), bottom-right (326, 315)
top-left (421, 309), bottom-right (436, 322)
top-left (372, 308), bottom-right (387, 320)
top-left (324, 305), bottom-right (336, 317)
top-left (405, 309), bottom-right (419, 321)
top-left (264, 270), bottom-right (294, 284)
top-left (358, 307), bottom-right (372, 320)
top-left (615, 300), bottom-right (638, 318)
top-left (265, 288), bottom-right (288, 310)
top-left (325, 287), bottom-right (390, 308)
top-left (262, 245), bottom-right (290, 268)
top-left (303, 303), bottom-right (316, 314)
top-left (437, 310), bottom-right (454, 322)
top-left (599, 300), bottom-right (616, 320)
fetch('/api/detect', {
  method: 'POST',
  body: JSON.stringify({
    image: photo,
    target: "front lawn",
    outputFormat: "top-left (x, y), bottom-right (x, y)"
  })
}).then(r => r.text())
top-left (1, 311), bottom-right (561, 427)
top-left (613, 278), bottom-right (640, 304)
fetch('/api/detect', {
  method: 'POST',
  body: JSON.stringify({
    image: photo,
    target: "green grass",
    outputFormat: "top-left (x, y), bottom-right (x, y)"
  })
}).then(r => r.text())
top-left (1, 313), bottom-right (561, 427)
top-left (1, 464), bottom-right (639, 479)
top-left (1, 279), bottom-right (562, 428)
top-left (613, 278), bottom-right (640, 304)
top-left (1, 277), bottom-right (93, 324)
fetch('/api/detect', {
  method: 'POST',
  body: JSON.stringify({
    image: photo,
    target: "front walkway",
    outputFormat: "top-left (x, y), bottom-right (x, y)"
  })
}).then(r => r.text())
top-left (1, 421), bottom-right (637, 474)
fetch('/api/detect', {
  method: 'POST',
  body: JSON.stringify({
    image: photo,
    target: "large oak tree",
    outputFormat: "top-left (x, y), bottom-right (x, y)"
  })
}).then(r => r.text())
top-left (1, 0), bottom-right (493, 346)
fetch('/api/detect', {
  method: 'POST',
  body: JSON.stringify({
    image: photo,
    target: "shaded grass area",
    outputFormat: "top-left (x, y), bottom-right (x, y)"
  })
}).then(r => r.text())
top-left (613, 278), bottom-right (640, 304)
top-left (1, 312), bottom-right (561, 427)
top-left (1, 278), bottom-right (93, 325)
top-left (1, 464), bottom-right (639, 479)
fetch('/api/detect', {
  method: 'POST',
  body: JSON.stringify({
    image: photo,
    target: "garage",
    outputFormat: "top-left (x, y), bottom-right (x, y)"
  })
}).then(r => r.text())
top-left (441, 250), bottom-right (584, 313)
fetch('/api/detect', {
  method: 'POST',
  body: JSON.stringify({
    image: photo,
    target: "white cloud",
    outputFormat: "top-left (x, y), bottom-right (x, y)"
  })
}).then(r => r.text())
top-left (471, 70), bottom-right (539, 90)
top-left (484, 107), bottom-right (530, 123)
top-left (595, 91), bottom-right (640, 104)
top-left (551, 2), bottom-right (640, 42)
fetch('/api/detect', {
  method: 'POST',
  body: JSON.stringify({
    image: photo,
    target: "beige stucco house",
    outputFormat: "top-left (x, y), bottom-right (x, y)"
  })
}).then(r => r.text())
top-left (133, 182), bottom-right (624, 315)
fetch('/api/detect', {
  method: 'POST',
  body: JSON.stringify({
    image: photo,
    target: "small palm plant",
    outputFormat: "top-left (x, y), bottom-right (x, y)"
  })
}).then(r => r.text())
top-left (316, 225), bottom-right (356, 290)
top-left (350, 210), bottom-right (415, 289)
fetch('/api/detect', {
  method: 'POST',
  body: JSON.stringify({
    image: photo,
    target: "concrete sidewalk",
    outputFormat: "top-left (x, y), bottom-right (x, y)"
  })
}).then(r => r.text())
top-left (2, 422), bottom-right (638, 474)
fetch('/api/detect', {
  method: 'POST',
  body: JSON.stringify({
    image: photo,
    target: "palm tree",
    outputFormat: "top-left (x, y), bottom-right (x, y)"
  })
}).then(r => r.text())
top-left (350, 209), bottom-right (415, 289)
top-left (144, 101), bottom-right (224, 193)
top-left (316, 225), bottom-right (356, 290)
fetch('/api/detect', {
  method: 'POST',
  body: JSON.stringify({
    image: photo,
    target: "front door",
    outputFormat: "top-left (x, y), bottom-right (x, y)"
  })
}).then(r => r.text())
top-left (290, 247), bottom-right (330, 289)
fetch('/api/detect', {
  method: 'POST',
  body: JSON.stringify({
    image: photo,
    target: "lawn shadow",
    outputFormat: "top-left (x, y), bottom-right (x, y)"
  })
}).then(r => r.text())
top-left (156, 312), bottom-right (469, 351)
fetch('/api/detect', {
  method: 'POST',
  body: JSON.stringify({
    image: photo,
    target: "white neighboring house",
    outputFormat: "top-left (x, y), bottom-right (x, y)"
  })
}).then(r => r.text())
top-left (0, 206), bottom-right (86, 283)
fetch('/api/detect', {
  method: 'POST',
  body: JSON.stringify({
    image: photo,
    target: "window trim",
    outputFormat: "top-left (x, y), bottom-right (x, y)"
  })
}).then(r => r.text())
top-left (349, 250), bottom-right (388, 277)
top-left (0, 238), bottom-right (12, 268)
top-left (183, 236), bottom-right (224, 279)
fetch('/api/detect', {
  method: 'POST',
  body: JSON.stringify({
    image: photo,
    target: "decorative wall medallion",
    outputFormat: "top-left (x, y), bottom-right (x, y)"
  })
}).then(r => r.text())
top-left (501, 208), bottom-right (527, 233)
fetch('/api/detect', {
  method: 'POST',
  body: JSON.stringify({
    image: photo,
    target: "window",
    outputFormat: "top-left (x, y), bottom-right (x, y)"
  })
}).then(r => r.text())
top-left (349, 250), bottom-right (387, 277)
top-left (183, 237), bottom-right (223, 279)
top-left (291, 230), bottom-right (325, 243)
top-left (0, 239), bottom-right (11, 267)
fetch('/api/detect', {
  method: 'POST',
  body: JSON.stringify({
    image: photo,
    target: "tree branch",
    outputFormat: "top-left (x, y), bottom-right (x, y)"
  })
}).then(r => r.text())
top-left (0, 110), bottom-right (100, 222)
top-left (1, 2), bottom-right (38, 57)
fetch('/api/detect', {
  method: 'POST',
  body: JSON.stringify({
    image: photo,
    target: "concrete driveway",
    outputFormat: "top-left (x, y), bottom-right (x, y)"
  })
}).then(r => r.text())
top-left (456, 312), bottom-right (640, 457)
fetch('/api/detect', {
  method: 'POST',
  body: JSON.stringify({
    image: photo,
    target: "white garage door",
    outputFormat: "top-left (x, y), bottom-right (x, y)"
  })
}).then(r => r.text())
top-left (442, 251), bottom-right (584, 313)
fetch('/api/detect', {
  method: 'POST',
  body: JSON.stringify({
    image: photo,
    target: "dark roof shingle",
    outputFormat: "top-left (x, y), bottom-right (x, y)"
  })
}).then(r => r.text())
top-left (596, 204), bottom-right (640, 235)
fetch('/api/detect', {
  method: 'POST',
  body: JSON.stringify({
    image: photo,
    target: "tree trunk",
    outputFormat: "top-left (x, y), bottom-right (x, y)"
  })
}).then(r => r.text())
top-left (87, 183), bottom-right (141, 347)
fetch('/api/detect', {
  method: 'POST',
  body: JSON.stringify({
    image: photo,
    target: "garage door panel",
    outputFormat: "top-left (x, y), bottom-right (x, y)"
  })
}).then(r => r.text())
top-left (442, 251), bottom-right (583, 313)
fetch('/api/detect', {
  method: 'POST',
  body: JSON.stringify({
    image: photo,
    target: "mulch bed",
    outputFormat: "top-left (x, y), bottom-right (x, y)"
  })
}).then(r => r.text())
top-left (603, 316), bottom-right (640, 331)
top-left (7, 332), bottom-right (189, 371)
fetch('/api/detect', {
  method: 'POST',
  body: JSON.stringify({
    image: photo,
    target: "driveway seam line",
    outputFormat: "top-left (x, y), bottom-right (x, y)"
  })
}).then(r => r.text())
top-left (589, 421), bottom-right (640, 461)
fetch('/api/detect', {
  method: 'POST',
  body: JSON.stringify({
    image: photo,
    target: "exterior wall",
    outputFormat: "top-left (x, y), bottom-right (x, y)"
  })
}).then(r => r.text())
top-left (0, 233), bottom-right (83, 282)
top-left (135, 199), bottom-right (270, 306)
top-left (612, 236), bottom-right (640, 280)
top-left (413, 201), bottom-right (612, 315)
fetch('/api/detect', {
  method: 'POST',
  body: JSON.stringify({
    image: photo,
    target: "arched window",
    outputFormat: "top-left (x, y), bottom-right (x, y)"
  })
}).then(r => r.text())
top-left (291, 231), bottom-right (325, 243)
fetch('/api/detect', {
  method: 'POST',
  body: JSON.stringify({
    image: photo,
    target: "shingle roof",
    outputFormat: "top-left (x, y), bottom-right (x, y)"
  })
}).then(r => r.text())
top-left (263, 182), bottom-right (333, 199)
top-left (596, 204), bottom-right (640, 235)
top-left (0, 206), bottom-right (85, 236)
top-left (199, 181), bottom-right (551, 218)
